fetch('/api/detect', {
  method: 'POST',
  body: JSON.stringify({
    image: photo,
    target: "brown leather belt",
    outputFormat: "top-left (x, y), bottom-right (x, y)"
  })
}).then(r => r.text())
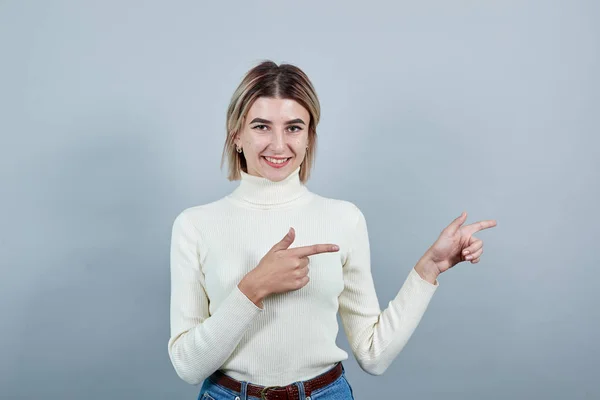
top-left (208, 362), bottom-right (343, 399)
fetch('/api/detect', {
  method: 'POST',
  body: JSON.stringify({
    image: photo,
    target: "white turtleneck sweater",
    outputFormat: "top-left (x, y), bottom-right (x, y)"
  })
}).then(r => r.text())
top-left (168, 167), bottom-right (439, 386)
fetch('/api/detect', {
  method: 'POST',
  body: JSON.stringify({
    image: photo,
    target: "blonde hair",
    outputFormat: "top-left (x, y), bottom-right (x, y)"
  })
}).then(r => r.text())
top-left (220, 60), bottom-right (321, 183)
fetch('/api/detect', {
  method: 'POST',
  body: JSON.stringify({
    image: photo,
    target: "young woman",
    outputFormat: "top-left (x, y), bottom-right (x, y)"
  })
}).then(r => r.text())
top-left (168, 60), bottom-right (497, 400)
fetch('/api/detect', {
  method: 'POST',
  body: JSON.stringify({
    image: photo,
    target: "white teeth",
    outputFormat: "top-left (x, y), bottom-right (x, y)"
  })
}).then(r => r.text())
top-left (265, 157), bottom-right (289, 164)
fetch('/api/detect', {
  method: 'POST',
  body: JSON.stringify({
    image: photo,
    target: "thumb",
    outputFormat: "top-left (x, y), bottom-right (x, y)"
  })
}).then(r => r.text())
top-left (448, 211), bottom-right (468, 233)
top-left (271, 227), bottom-right (295, 252)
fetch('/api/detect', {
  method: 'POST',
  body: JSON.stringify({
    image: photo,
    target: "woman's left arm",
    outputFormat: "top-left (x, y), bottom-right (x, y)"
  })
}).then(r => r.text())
top-left (338, 207), bottom-right (496, 376)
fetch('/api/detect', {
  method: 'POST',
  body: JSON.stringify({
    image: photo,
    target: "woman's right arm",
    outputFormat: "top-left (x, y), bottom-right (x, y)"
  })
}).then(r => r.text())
top-left (168, 211), bottom-right (264, 385)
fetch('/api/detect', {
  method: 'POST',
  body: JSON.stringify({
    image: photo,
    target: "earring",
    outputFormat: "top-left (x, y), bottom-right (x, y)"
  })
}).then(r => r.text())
top-left (236, 145), bottom-right (242, 153)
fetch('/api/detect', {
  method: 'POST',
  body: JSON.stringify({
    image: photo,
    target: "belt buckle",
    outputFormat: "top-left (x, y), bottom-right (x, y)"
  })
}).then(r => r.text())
top-left (260, 385), bottom-right (284, 399)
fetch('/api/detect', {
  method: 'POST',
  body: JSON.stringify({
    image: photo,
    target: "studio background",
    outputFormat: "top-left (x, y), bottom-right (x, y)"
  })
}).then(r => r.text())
top-left (2, 1), bottom-right (598, 399)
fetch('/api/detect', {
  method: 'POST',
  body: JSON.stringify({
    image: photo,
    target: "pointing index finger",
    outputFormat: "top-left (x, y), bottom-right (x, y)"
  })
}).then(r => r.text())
top-left (464, 219), bottom-right (497, 235)
top-left (288, 244), bottom-right (340, 257)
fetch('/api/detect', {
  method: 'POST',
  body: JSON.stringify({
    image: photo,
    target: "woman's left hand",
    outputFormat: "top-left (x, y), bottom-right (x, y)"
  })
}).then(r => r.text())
top-left (426, 211), bottom-right (497, 275)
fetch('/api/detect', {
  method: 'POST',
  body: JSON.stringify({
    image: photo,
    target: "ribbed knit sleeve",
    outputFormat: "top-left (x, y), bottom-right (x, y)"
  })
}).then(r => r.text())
top-left (338, 205), bottom-right (439, 376)
top-left (167, 211), bottom-right (264, 385)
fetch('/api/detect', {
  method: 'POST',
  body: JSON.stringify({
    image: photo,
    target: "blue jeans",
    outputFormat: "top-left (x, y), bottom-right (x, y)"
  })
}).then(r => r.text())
top-left (198, 363), bottom-right (355, 400)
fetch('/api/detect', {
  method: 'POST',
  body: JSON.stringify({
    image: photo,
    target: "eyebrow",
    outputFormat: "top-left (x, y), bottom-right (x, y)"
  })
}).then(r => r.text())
top-left (249, 118), bottom-right (306, 125)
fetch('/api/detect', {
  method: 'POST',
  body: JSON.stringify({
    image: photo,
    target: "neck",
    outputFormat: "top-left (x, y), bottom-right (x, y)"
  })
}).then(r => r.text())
top-left (227, 166), bottom-right (311, 209)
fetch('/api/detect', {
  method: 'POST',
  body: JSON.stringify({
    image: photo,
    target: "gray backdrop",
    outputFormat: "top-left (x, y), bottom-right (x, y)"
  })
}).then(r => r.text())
top-left (2, 1), bottom-right (598, 399)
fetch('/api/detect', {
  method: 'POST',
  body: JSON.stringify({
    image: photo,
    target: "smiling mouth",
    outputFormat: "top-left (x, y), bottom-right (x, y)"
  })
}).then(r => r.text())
top-left (263, 156), bottom-right (292, 167)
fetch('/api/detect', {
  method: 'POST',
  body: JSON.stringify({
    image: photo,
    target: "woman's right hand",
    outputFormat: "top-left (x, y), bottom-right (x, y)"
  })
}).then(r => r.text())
top-left (238, 227), bottom-right (339, 307)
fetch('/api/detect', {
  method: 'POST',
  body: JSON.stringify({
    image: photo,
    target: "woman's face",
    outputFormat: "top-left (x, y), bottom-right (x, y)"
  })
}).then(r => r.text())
top-left (235, 97), bottom-right (310, 182)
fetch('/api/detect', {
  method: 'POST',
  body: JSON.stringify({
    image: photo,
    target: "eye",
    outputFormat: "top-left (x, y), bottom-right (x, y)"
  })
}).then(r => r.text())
top-left (288, 125), bottom-right (302, 133)
top-left (252, 124), bottom-right (269, 131)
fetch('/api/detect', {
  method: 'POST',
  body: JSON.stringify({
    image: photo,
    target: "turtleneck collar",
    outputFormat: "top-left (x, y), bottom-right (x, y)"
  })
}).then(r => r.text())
top-left (227, 166), bottom-right (311, 209)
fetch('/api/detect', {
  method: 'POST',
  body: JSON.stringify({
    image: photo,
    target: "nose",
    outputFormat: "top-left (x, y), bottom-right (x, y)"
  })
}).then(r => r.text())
top-left (270, 130), bottom-right (286, 152)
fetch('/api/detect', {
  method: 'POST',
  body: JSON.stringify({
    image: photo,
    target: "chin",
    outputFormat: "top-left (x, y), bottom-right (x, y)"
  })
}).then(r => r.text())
top-left (255, 156), bottom-right (298, 181)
